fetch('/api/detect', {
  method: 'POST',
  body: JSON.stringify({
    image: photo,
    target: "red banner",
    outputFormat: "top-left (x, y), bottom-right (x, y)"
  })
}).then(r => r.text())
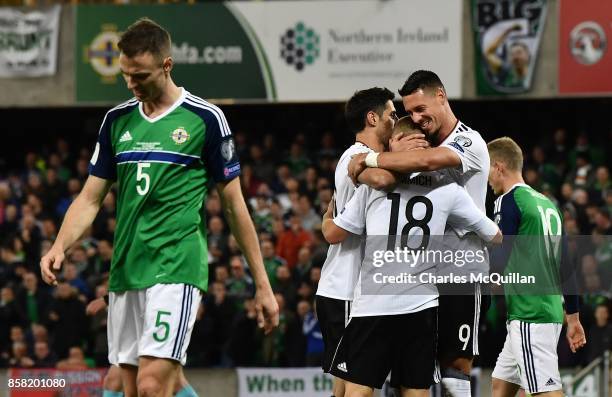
top-left (7, 368), bottom-right (106, 397)
top-left (559, 0), bottom-right (612, 94)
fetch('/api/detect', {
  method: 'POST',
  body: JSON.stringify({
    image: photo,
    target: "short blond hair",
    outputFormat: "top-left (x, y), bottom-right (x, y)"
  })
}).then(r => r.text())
top-left (487, 137), bottom-right (523, 172)
top-left (393, 116), bottom-right (421, 136)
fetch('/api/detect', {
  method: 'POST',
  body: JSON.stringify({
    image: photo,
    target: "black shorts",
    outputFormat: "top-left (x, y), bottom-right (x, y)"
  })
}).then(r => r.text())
top-left (437, 283), bottom-right (486, 360)
top-left (329, 307), bottom-right (439, 390)
top-left (315, 295), bottom-right (350, 372)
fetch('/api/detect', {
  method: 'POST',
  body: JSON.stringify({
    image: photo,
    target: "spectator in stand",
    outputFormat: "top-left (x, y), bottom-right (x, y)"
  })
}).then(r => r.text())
top-left (293, 246), bottom-right (313, 284)
top-left (594, 208), bottom-right (612, 234)
top-left (296, 195), bottom-right (320, 232)
top-left (529, 145), bottom-right (562, 191)
top-left (47, 282), bottom-right (87, 359)
top-left (309, 266), bottom-right (321, 292)
top-left (16, 272), bottom-right (48, 327)
top-left (591, 166), bottom-right (611, 205)
top-left (33, 341), bottom-right (57, 368)
top-left (88, 284), bottom-right (109, 366)
top-left (56, 346), bottom-right (89, 370)
top-left (227, 256), bottom-right (255, 310)
top-left (227, 297), bottom-right (259, 367)
top-left (241, 164), bottom-right (263, 199)
top-left (8, 341), bottom-right (34, 368)
top-left (566, 153), bottom-right (595, 189)
top-left (274, 265), bottom-right (297, 310)
top-left (271, 164), bottom-right (291, 195)
top-left (18, 212), bottom-right (42, 269)
top-left (586, 303), bottom-right (612, 363)
top-left (276, 213), bottom-right (312, 269)
top-left (249, 144), bottom-right (275, 182)
top-left (93, 239), bottom-right (113, 277)
top-left (92, 191), bottom-right (116, 241)
top-left (286, 142), bottom-right (311, 177)
top-left (261, 240), bottom-right (285, 290)
top-left (208, 216), bottom-right (228, 266)
top-left (206, 281), bottom-right (235, 367)
top-left (251, 192), bottom-right (273, 234)
top-left (0, 287), bottom-right (23, 351)
top-left (592, 231), bottom-right (612, 286)
top-left (55, 178), bottom-right (81, 218)
top-left (569, 132), bottom-right (605, 169)
top-left (63, 262), bottom-right (91, 302)
top-left (299, 300), bottom-right (323, 366)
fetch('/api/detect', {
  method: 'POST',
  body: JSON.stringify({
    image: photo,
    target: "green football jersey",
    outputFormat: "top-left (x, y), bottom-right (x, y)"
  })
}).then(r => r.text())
top-left (89, 89), bottom-right (241, 292)
top-left (492, 183), bottom-right (564, 323)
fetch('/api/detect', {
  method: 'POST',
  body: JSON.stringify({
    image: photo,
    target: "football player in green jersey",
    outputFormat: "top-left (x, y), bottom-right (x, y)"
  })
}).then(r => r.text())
top-left (488, 137), bottom-right (585, 397)
top-left (40, 18), bottom-right (278, 397)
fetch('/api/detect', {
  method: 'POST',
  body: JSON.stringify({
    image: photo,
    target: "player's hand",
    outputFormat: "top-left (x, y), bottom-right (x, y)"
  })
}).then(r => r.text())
top-left (390, 133), bottom-right (429, 152)
top-left (255, 287), bottom-right (279, 335)
top-left (348, 153), bottom-right (368, 185)
top-left (40, 245), bottom-right (65, 286)
top-left (565, 313), bottom-right (586, 353)
top-left (86, 297), bottom-right (107, 316)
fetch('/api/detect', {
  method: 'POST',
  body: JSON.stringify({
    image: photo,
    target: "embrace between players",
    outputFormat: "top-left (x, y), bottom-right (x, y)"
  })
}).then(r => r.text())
top-left (38, 16), bottom-right (586, 397)
top-left (315, 71), bottom-right (586, 397)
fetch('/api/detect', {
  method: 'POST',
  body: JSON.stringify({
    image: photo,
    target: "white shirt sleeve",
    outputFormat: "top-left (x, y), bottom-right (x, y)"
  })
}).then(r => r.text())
top-left (447, 185), bottom-right (499, 241)
top-left (443, 134), bottom-right (485, 175)
top-left (334, 184), bottom-right (369, 235)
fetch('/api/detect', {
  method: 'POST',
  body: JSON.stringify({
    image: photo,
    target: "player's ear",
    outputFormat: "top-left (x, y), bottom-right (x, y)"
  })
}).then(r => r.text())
top-left (162, 57), bottom-right (173, 74)
top-left (366, 110), bottom-right (377, 127)
top-left (436, 87), bottom-right (446, 104)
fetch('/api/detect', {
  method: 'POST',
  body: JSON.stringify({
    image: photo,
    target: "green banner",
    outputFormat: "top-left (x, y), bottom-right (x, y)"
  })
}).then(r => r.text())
top-left (75, 4), bottom-right (273, 103)
top-left (472, 0), bottom-right (547, 95)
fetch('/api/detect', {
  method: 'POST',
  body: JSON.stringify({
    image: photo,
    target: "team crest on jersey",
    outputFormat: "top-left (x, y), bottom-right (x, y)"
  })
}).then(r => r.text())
top-left (454, 135), bottom-right (472, 147)
top-left (171, 128), bottom-right (190, 145)
top-left (221, 139), bottom-right (235, 161)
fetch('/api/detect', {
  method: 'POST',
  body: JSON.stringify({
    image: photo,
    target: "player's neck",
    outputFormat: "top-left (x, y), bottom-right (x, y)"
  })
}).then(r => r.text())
top-left (501, 173), bottom-right (525, 194)
top-left (355, 131), bottom-right (384, 152)
top-left (141, 81), bottom-right (182, 117)
top-left (435, 107), bottom-right (458, 145)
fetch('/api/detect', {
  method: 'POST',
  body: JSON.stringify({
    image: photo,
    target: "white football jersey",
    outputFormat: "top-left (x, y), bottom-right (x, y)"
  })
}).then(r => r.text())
top-left (440, 121), bottom-right (489, 220)
top-left (334, 172), bottom-right (499, 317)
top-left (439, 121), bottom-right (491, 274)
top-left (316, 142), bottom-right (372, 301)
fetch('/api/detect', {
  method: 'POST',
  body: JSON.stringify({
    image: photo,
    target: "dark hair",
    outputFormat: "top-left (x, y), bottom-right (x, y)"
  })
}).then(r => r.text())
top-left (344, 87), bottom-right (394, 134)
top-left (118, 18), bottom-right (171, 61)
top-left (398, 70), bottom-right (445, 97)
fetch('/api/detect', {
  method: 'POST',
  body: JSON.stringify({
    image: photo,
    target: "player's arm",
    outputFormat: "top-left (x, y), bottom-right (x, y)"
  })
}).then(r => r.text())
top-left (357, 168), bottom-right (397, 191)
top-left (322, 199), bottom-right (349, 244)
top-left (349, 147), bottom-right (461, 182)
top-left (217, 178), bottom-right (279, 333)
top-left (40, 175), bottom-right (112, 286)
top-left (202, 107), bottom-right (278, 333)
top-left (323, 185), bottom-right (368, 244)
top-left (448, 186), bottom-right (502, 244)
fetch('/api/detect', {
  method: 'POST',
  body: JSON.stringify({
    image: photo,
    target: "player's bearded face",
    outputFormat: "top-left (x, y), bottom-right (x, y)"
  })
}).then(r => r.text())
top-left (119, 52), bottom-right (167, 102)
top-left (402, 89), bottom-right (443, 144)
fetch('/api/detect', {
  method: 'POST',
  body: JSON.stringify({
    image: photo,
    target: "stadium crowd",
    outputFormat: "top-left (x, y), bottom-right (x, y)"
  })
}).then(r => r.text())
top-left (0, 127), bottom-right (610, 370)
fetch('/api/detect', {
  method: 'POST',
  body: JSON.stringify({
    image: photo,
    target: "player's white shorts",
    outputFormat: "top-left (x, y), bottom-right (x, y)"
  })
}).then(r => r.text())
top-left (492, 320), bottom-right (562, 394)
top-left (108, 283), bottom-right (201, 366)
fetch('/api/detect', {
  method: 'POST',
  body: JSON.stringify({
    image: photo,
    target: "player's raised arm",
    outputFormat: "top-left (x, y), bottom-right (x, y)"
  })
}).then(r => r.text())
top-left (217, 177), bottom-right (279, 334)
top-left (40, 175), bottom-right (112, 286)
